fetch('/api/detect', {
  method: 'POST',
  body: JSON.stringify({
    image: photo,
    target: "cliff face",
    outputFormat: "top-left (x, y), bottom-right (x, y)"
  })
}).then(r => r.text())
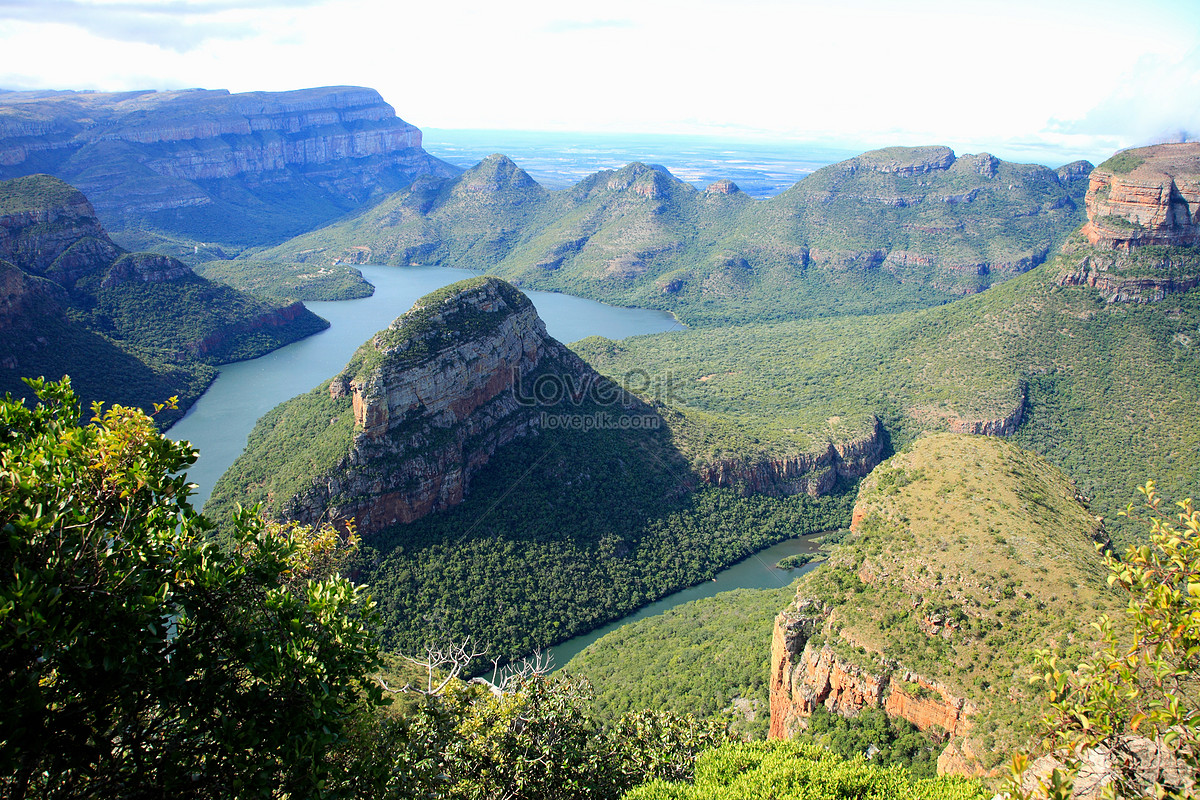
top-left (1056, 143), bottom-right (1200, 303)
top-left (1081, 143), bottom-right (1200, 250)
top-left (699, 417), bottom-right (885, 496)
top-left (767, 434), bottom-right (1122, 776)
top-left (769, 600), bottom-right (977, 744)
top-left (0, 86), bottom-right (458, 248)
top-left (273, 278), bottom-right (641, 535)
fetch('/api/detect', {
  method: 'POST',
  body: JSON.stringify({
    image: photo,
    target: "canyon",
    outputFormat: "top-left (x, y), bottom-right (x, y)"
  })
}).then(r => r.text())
top-left (0, 86), bottom-right (458, 249)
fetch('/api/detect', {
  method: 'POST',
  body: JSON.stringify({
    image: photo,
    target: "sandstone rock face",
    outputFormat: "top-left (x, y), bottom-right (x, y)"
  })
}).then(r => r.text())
top-left (947, 392), bottom-right (1025, 436)
top-left (705, 178), bottom-right (741, 195)
top-left (1055, 143), bottom-right (1200, 303)
top-left (286, 278), bottom-right (629, 535)
top-left (699, 417), bottom-right (885, 497)
top-left (768, 599), bottom-right (978, 770)
top-left (853, 145), bottom-right (957, 176)
top-left (0, 86), bottom-right (458, 225)
top-left (1081, 143), bottom-right (1200, 250)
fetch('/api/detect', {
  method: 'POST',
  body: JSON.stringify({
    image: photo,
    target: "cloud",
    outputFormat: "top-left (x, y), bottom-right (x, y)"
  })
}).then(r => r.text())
top-left (1047, 46), bottom-right (1200, 150)
top-left (0, 0), bottom-right (331, 52)
top-left (543, 18), bottom-right (635, 34)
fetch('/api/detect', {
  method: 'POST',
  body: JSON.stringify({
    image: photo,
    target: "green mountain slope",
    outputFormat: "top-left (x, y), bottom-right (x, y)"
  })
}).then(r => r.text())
top-left (206, 278), bottom-right (856, 662)
top-left (772, 433), bottom-right (1124, 773)
top-left (574, 251), bottom-right (1200, 542)
top-left (260, 147), bottom-right (1089, 326)
top-left (0, 175), bottom-right (327, 421)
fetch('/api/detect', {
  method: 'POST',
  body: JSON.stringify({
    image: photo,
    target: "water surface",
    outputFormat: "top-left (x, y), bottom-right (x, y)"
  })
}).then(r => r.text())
top-left (550, 535), bottom-right (824, 669)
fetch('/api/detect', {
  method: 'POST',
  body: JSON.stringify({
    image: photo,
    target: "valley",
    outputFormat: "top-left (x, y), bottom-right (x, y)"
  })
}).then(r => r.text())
top-left (2, 81), bottom-right (1198, 800)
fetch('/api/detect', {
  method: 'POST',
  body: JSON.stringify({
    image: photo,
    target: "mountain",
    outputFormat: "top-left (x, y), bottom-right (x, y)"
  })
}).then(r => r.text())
top-left (0, 174), bottom-right (327, 420)
top-left (0, 86), bottom-right (459, 255)
top-left (768, 433), bottom-right (1122, 776)
top-left (206, 277), bottom-right (858, 660)
top-left (260, 147), bottom-right (1091, 325)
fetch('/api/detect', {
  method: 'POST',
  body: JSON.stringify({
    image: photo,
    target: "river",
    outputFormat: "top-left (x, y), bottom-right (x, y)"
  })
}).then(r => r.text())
top-left (551, 534), bottom-right (825, 669)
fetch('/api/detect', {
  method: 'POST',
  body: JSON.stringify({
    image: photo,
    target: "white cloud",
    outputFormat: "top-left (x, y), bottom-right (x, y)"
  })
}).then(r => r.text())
top-left (0, 0), bottom-right (1196, 164)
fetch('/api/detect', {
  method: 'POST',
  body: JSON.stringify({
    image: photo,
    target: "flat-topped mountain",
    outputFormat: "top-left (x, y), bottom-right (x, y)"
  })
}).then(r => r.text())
top-left (1082, 143), bottom-right (1200, 249)
top-left (769, 434), bottom-right (1121, 775)
top-left (0, 174), bottom-right (326, 419)
top-left (1057, 142), bottom-right (1200, 302)
top-left (263, 146), bottom-right (1090, 325)
top-left (0, 86), bottom-right (458, 253)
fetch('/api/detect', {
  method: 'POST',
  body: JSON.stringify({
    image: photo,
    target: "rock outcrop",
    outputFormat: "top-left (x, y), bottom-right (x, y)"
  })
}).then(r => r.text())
top-left (767, 434), bottom-right (1123, 777)
top-left (1081, 143), bottom-right (1200, 250)
top-left (699, 417), bottom-right (885, 496)
top-left (280, 277), bottom-right (648, 535)
top-left (1056, 143), bottom-right (1200, 302)
top-left (769, 600), bottom-right (977, 743)
top-left (0, 86), bottom-right (458, 246)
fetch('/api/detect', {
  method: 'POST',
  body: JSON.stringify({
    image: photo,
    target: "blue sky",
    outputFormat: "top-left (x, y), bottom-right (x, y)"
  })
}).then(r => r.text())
top-left (1, 0), bottom-right (1197, 164)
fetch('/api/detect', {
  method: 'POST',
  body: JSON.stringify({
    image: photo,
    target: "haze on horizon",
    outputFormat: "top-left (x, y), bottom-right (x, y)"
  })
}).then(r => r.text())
top-left (0, 0), bottom-right (1197, 167)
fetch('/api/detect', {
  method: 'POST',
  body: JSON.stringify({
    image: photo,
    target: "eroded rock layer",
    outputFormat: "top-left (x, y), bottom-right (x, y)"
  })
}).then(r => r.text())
top-left (277, 278), bottom-right (645, 534)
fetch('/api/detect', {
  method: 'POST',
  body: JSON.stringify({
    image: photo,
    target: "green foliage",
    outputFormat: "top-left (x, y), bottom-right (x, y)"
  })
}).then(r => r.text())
top-left (799, 706), bottom-right (942, 778)
top-left (1097, 151), bottom-right (1147, 175)
top-left (788, 434), bottom-right (1125, 769)
top-left (0, 174), bottom-right (86, 215)
top-left (192, 259), bottom-right (374, 302)
top-left (261, 149), bottom-right (1087, 327)
top-left (1010, 481), bottom-right (1200, 800)
top-left (621, 740), bottom-right (989, 800)
top-left (0, 378), bottom-right (385, 798)
top-left (576, 264), bottom-right (1200, 542)
top-left (360, 674), bottom-right (730, 800)
top-left (567, 584), bottom-right (799, 740)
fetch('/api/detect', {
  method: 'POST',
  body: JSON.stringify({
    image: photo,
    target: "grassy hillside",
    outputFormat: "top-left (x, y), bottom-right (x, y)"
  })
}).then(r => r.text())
top-left (574, 254), bottom-right (1200, 542)
top-left (566, 584), bottom-right (800, 739)
top-left (190, 259), bottom-right (373, 303)
top-left (788, 433), bottom-right (1124, 769)
top-left (259, 147), bottom-right (1088, 327)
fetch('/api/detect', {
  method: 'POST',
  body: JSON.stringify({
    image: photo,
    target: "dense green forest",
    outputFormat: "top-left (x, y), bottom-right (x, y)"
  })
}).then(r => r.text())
top-left (576, 252), bottom-right (1200, 541)
top-left (191, 258), bottom-right (374, 302)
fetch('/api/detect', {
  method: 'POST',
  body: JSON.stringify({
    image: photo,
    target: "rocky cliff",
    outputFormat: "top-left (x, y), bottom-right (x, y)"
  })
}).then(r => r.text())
top-left (0, 86), bottom-right (458, 250)
top-left (0, 174), bottom-right (327, 417)
top-left (698, 417), bottom-right (885, 496)
top-left (1055, 143), bottom-right (1200, 302)
top-left (767, 434), bottom-right (1122, 776)
top-left (212, 277), bottom-right (655, 536)
top-left (1081, 143), bottom-right (1200, 250)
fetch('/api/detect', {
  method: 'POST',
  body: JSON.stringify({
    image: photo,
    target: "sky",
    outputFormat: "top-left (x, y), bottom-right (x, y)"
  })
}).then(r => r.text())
top-left (1, 0), bottom-right (1198, 165)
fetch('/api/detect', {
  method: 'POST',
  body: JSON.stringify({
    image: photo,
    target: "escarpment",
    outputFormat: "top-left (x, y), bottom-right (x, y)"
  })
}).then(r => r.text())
top-left (768, 434), bottom-right (1122, 776)
top-left (0, 86), bottom-right (458, 248)
top-left (0, 173), bottom-right (327, 415)
top-left (699, 417), bottom-right (885, 496)
top-left (1057, 143), bottom-right (1200, 302)
top-left (216, 277), bottom-right (656, 536)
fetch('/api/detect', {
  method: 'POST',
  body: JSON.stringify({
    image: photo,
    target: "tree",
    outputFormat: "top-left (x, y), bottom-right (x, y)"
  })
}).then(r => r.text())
top-left (0, 378), bottom-right (385, 799)
top-left (1010, 481), bottom-right (1199, 799)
